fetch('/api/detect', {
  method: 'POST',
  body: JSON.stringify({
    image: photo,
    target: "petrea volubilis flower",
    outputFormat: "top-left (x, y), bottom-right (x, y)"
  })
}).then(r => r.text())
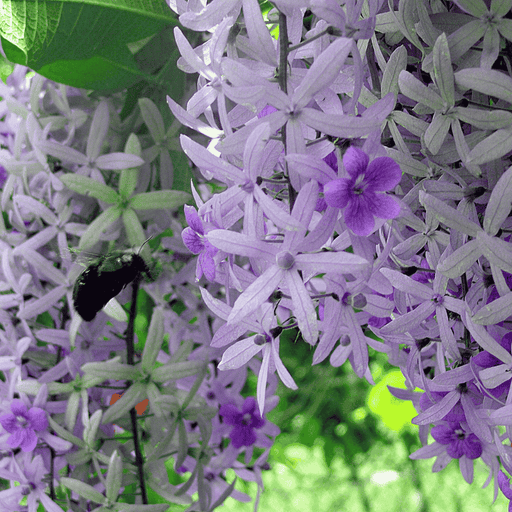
top-left (0, 398), bottom-right (48, 452)
top-left (220, 396), bottom-right (265, 449)
top-left (431, 421), bottom-right (483, 459)
top-left (181, 204), bottom-right (218, 282)
top-left (324, 146), bottom-right (401, 236)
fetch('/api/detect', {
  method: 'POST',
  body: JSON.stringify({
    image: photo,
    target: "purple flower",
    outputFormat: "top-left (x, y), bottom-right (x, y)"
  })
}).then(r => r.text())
top-left (181, 204), bottom-right (218, 282)
top-left (0, 399), bottom-right (48, 452)
top-left (323, 146), bottom-right (401, 236)
top-left (0, 165), bottom-right (7, 188)
top-left (219, 396), bottom-right (265, 449)
top-left (431, 421), bottom-right (483, 459)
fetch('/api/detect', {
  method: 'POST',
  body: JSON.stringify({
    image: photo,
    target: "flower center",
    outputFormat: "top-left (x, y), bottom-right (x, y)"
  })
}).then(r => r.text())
top-left (340, 334), bottom-right (351, 346)
top-left (432, 293), bottom-right (443, 305)
top-left (241, 179), bottom-right (254, 193)
top-left (353, 174), bottom-right (367, 195)
top-left (276, 251), bottom-right (294, 269)
top-left (455, 428), bottom-right (466, 440)
top-left (254, 334), bottom-right (267, 346)
top-left (242, 413), bottom-right (252, 425)
top-left (16, 415), bottom-right (28, 428)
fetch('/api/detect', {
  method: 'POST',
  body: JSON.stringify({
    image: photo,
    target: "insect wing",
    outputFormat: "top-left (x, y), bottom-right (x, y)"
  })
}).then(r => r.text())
top-left (73, 253), bottom-right (150, 321)
top-left (73, 261), bottom-right (106, 321)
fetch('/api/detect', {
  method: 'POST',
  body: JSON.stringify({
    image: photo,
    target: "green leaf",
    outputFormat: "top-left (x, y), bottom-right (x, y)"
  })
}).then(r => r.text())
top-left (130, 190), bottom-right (191, 210)
top-left (106, 451), bottom-right (123, 503)
top-left (424, 111), bottom-right (451, 155)
top-left (119, 134), bottom-right (141, 199)
top-left (60, 174), bottom-right (119, 203)
top-left (375, 11), bottom-right (401, 33)
top-left (139, 97), bottom-right (166, 142)
top-left (299, 416), bottom-right (321, 446)
top-left (467, 126), bottom-right (512, 165)
top-left (415, 0), bottom-right (441, 46)
top-left (38, 44), bottom-right (148, 91)
top-left (60, 477), bottom-right (106, 504)
top-left (102, 382), bottom-right (146, 424)
top-left (65, 392), bottom-right (80, 431)
top-left (122, 209), bottom-right (147, 256)
top-left (491, 0), bottom-right (512, 18)
top-left (430, 13), bottom-right (474, 35)
top-left (450, 118), bottom-right (481, 177)
top-left (454, 106), bottom-right (512, 130)
top-left (78, 206), bottom-right (123, 250)
top-left (381, 45), bottom-right (407, 97)
top-left (422, 20), bottom-right (486, 73)
top-left (47, 416), bottom-right (84, 447)
top-left (151, 360), bottom-right (205, 382)
top-left (389, 0), bottom-right (424, 54)
top-left (386, 148), bottom-right (430, 178)
top-left (0, 54), bottom-right (15, 83)
top-left (484, 164), bottom-right (512, 235)
top-left (84, 410), bottom-right (103, 447)
top-left (455, 0), bottom-right (489, 16)
top-left (448, 19), bottom-right (488, 61)
top-left (454, 68), bottom-right (512, 103)
top-left (398, 70), bottom-right (444, 109)
top-left (168, 149), bottom-right (194, 193)
top-left (175, 419), bottom-right (189, 470)
top-left (0, 0), bottom-right (177, 90)
top-left (432, 32), bottom-right (454, 107)
top-left (419, 191), bottom-right (481, 237)
top-left (429, 129), bottom-right (487, 165)
top-left (497, 18), bottom-right (512, 42)
top-left (142, 308), bottom-right (164, 372)
top-left (481, 25), bottom-right (501, 69)
top-left (82, 360), bottom-right (140, 381)
top-left (390, 110), bottom-right (429, 137)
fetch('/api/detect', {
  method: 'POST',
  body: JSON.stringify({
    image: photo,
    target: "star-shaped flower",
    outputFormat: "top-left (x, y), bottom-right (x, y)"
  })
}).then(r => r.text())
top-left (182, 205), bottom-right (218, 282)
top-left (219, 396), bottom-right (265, 449)
top-left (431, 421), bottom-right (483, 459)
top-left (0, 398), bottom-right (48, 452)
top-left (324, 146), bottom-right (401, 236)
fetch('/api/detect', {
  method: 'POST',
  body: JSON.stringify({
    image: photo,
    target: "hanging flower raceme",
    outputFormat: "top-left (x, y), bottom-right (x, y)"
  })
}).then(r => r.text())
top-left (323, 146), bottom-right (402, 236)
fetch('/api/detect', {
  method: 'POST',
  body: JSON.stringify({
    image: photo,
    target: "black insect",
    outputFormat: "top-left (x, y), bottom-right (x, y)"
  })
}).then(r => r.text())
top-left (72, 251), bottom-right (151, 322)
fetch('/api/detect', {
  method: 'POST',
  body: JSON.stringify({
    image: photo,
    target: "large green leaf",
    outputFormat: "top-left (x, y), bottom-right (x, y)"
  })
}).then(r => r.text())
top-left (0, 0), bottom-right (177, 90)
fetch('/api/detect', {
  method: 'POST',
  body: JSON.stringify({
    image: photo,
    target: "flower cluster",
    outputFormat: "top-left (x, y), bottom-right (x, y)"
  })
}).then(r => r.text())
top-left (1, 0), bottom-right (512, 510)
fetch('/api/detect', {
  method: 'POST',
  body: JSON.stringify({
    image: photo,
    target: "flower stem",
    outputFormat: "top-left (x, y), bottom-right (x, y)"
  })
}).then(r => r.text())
top-left (288, 27), bottom-right (337, 52)
top-left (126, 277), bottom-right (148, 504)
top-left (278, 11), bottom-right (297, 212)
